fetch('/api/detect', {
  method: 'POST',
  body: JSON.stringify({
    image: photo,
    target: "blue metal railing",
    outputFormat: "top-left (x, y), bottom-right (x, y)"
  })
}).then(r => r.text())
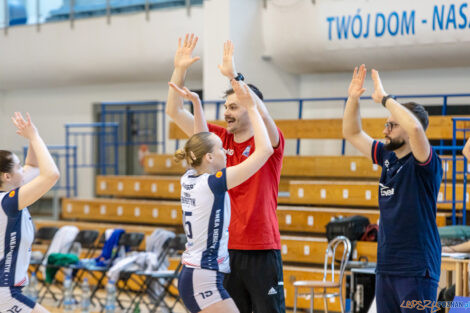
top-left (100, 101), bottom-right (166, 153)
top-left (451, 117), bottom-right (470, 225)
top-left (65, 122), bottom-right (119, 175)
top-left (432, 117), bottom-right (470, 225)
top-left (1, 0), bottom-right (202, 31)
top-left (22, 145), bottom-right (78, 197)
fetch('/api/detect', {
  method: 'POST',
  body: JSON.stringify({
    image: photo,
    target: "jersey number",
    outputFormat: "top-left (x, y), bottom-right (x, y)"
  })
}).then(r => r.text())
top-left (199, 290), bottom-right (213, 299)
top-left (7, 306), bottom-right (22, 313)
top-left (183, 211), bottom-right (193, 239)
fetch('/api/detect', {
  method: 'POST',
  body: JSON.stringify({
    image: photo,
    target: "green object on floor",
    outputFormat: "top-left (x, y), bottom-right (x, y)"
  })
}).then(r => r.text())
top-left (133, 302), bottom-right (140, 313)
top-left (45, 253), bottom-right (79, 283)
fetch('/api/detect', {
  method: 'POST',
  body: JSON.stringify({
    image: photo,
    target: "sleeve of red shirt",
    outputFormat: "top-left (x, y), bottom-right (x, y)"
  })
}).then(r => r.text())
top-left (208, 123), bottom-right (227, 140)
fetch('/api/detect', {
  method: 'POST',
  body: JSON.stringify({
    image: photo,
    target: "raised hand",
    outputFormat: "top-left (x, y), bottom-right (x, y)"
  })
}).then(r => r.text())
top-left (218, 40), bottom-right (237, 79)
top-left (174, 33), bottom-right (200, 70)
top-left (11, 112), bottom-right (38, 140)
top-left (463, 138), bottom-right (470, 159)
top-left (348, 64), bottom-right (367, 99)
top-left (168, 82), bottom-right (201, 104)
top-left (371, 69), bottom-right (388, 104)
top-left (231, 80), bottom-right (256, 110)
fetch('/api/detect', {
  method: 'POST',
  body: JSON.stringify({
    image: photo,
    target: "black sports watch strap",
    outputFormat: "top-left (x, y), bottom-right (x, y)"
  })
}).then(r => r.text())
top-left (382, 94), bottom-right (395, 107)
top-left (231, 73), bottom-right (244, 81)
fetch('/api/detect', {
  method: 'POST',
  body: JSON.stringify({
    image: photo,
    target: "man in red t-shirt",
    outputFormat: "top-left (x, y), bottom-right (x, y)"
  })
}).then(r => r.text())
top-left (166, 34), bottom-right (285, 313)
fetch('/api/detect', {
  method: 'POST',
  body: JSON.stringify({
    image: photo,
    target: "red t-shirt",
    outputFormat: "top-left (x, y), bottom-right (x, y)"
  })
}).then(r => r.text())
top-left (208, 123), bottom-right (285, 250)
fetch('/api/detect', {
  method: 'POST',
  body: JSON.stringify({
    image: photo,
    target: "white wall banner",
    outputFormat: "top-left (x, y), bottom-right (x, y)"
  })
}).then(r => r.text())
top-left (262, 0), bottom-right (470, 72)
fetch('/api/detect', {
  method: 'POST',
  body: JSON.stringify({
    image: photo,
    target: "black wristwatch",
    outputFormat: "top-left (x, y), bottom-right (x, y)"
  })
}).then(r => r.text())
top-left (231, 73), bottom-right (244, 82)
top-left (381, 94), bottom-right (395, 107)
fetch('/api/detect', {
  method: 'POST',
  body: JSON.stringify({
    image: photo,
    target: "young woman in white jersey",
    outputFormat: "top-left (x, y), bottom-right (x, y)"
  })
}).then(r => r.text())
top-left (0, 112), bottom-right (59, 313)
top-left (169, 79), bottom-right (273, 313)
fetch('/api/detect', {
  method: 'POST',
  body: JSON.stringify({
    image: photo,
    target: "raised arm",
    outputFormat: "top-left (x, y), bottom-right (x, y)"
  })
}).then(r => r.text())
top-left (12, 113), bottom-right (60, 209)
top-left (168, 82), bottom-right (208, 134)
top-left (22, 142), bottom-right (40, 184)
top-left (218, 40), bottom-right (279, 147)
top-left (463, 137), bottom-right (470, 159)
top-left (165, 34), bottom-right (200, 136)
top-left (342, 64), bottom-right (374, 158)
top-left (371, 69), bottom-right (430, 163)
top-left (225, 81), bottom-right (273, 190)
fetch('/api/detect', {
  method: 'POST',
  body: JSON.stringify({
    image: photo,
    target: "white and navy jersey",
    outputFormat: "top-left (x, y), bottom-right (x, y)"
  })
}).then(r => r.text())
top-left (0, 188), bottom-right (35, 287)
top-left (180, 168), bottom-right (230, 273)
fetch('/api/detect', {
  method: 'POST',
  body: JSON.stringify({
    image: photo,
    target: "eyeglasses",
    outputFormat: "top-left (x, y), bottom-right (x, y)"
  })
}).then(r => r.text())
top-left (384, 122), bottom-right (400, 131)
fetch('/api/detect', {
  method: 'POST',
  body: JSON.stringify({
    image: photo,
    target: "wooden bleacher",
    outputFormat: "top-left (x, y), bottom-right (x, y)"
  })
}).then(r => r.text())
top-left (96, 175), bottom-right (294, 198)
top-left (144, 154), bottom-right (382, 179)
top-left (169, 116), bottom-right (470, 140)
top-left (62, 198), bottom-right (182, 226)
top-left (284, 180), bottom-right (464, 209)
top-left (144, 153), bottom-right (467, 182)
top-left (277, 206), bottom-right (448, 233)
top-left (96, 175), bottom-right (180, 199)
top-left (62, 200), bottom-right (449, 234)
top-left (95, 174), bottom-right (462, 212)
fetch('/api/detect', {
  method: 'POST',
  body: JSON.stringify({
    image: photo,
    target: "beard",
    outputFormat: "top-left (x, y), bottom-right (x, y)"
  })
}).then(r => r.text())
top-left (384, 137), bottom-right (405, 151)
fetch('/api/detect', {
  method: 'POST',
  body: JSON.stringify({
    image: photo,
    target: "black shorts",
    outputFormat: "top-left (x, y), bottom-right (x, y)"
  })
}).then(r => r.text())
top-left (223, 249), bottom-right (285, 313)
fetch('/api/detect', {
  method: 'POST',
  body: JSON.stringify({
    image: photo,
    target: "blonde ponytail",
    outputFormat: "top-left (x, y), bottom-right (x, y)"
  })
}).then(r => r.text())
top-left (173, 132), bottom-right (214, 167)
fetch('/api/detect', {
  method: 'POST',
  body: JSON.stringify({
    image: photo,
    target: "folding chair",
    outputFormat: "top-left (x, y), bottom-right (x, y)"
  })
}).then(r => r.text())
top-left (39, 229), bottom-right (99, 304)
top-left (83, 232), bottom-right (145, 310)
top-left (125, 234), bottom-right (187, 313)
top-left (30, 226), bottom-right (59, 275)
top-left (114, 231), bottom-right (175, 310)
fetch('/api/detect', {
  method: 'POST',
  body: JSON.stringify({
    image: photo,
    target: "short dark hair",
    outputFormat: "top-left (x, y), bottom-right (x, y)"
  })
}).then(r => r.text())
top-left (0, 150), bottom-right (14, 187)
top-left (401, 102), bottom-right (429, 130)
top-left (224, 83), bottom-right (264, 101)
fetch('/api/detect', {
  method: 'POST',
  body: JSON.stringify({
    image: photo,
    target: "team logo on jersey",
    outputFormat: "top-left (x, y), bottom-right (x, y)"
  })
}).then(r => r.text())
top-left (379, 183), bottom-right (395, 197)
top-left (8, 190), bottom-right (15, 198)
top-left (242, 146), bottom-right (251, 157)
top-left (216, 171), bottom-right (223, 178)
top-left (384, 160), bottom-right (390, 169)
top-left (226, 149), bottom-right (234, 156)
top-left (182, 183), bottom-right (194, 190)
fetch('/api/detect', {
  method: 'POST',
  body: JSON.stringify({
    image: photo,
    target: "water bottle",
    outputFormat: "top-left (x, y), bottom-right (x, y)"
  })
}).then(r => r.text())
top-left (80, 278), bottom-right (91, 313)
top-left (104, 280), bottom-right (116, 313)
top-left (29, 272), bottom-right (39, 302)
top-left (63, 274), bottom-right (74, 312)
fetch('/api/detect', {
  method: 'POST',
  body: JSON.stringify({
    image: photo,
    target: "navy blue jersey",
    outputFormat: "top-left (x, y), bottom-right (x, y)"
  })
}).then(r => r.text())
top-left (371, 141), bottom-right (443, 281)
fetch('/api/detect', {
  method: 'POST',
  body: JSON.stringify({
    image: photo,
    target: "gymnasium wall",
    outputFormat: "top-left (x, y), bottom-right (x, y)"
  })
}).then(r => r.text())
top-left (1, 0), bottom-right (470, 196)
